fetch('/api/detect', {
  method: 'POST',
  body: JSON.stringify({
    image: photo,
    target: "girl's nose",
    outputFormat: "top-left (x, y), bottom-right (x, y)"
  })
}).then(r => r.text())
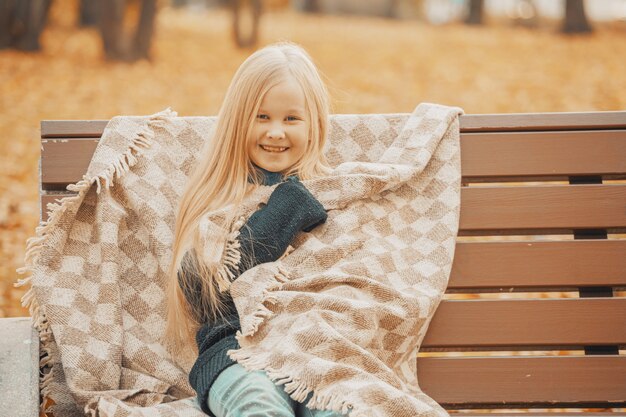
top-left (266, 128), bottom-right (285, 139)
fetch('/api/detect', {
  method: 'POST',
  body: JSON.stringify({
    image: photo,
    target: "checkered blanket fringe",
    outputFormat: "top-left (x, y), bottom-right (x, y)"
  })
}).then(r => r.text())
top-left (18, 103), bottom-right (463, 417)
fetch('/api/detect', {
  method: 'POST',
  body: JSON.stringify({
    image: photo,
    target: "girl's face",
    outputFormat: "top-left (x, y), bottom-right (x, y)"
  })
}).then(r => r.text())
top-left (248, 76), bottom-right (309, 174)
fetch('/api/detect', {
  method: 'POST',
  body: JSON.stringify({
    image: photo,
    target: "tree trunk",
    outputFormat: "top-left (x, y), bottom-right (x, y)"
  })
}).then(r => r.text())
top-left (99, 0), bottom-right (157, 61)
top-left (0, 0), bottom-right (51, 51)
top-left (386, 0), bottom-right (399, 18)
top-left (79, 0), bottom-right (99, 27)
top-left (562, 0), bottom-right (592, 34)
top-left (100, 0), bottom-right (124, 60)
top-left (302, 0), bottom-right (319, 13)
top-left (133, 0), bottom-right (157, 60)
top-left (0, 0), bottom-right (17, 49)
top-left (232, 0), bottom-right (261, 48)
top-left (465, 0), bottom-right (483, 25)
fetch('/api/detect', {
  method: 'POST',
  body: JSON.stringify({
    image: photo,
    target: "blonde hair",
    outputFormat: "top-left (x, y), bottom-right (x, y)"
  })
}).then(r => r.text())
top-left (164, 41), bottom-right (332, 353)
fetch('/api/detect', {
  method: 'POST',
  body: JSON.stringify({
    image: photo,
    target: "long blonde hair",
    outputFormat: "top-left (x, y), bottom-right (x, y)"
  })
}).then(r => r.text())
top-left (164, 41), bottom-right (332, 353)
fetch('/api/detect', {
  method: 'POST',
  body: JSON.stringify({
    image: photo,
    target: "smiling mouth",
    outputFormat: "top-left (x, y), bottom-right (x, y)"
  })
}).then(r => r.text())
top-left (260, 145), bottom-right (289, 153)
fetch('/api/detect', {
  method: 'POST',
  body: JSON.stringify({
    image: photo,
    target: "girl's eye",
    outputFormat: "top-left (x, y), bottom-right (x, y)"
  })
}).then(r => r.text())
top-left (286, 116), bottom-right (299, 121)
top-left (257, 114), bottom-right (269, 120)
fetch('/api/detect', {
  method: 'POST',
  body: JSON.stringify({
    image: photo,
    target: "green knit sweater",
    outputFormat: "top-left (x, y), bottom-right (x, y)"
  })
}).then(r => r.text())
top-left (180, 166), bottom-right (327, 415)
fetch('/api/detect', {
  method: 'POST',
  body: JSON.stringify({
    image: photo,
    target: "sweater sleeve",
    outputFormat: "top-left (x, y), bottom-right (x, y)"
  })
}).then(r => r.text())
top-left (236, 177), bottom-right (327, 272)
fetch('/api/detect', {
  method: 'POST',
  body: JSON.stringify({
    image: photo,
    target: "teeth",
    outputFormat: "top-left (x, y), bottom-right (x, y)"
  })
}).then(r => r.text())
top-left (261, 145), bottom-right (288, 153)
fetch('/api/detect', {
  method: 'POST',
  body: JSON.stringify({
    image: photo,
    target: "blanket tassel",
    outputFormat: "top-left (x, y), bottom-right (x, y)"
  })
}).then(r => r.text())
top-left (93, 108), bottom-right (176, 194)
top-left (229, 350), bottom-right (356, 416)
top-left (275, 264), bottom-right (291, 283)
top-left (215, 215), bottom-right (246, 292)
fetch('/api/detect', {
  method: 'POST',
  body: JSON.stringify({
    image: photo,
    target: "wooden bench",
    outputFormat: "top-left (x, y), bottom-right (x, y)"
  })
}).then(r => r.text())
top-left (2, 110), bottom-right (626, 416)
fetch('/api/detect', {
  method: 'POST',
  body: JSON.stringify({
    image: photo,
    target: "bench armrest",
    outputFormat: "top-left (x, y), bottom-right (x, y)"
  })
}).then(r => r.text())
top-left (0, 317), bottom-right (39, 417)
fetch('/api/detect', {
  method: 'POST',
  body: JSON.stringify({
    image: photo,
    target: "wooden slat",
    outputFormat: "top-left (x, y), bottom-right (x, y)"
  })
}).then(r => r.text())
top-left (449, 240), bottom-right (626, 290)
top-left (40, 111), bottom-right (626, 137)
top-left (461, 130), bottom-right (626, 179)
top-left (460, 111), bottom-right (626, 132)
top-left (41, 138), bottom-right (99, 186)
top-left (459, 184), bottom-right (626, 234)
top-left (40, 129), bottom-right (626, 186)
top-left (41, 184), bottom-right (626, 232)
top-left (421, 298), bottom-right (626, 349)
top-left (416, 355), bottom-right (626, 406)
top-left (41, 120), bottom-right (108, 138)
top-left (33, 196), bottom-right (626, 289)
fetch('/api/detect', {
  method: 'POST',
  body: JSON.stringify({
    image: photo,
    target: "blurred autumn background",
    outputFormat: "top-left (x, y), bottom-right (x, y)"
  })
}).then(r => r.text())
top-left (1, 0), bottom-right (626, 320)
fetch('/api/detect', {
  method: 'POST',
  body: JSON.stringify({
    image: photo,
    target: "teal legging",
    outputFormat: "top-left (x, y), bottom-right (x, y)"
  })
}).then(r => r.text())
top-left (208, 364), bottom-right (348, 417)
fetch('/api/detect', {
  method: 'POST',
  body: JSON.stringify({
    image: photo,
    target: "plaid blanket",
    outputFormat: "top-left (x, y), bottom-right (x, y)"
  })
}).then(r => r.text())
top-left (19, 103), bottom-right (463, 417)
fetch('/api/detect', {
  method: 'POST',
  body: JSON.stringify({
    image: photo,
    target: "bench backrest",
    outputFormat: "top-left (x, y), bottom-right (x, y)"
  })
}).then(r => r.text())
top-left (40, 111), bottom-right (626, 413)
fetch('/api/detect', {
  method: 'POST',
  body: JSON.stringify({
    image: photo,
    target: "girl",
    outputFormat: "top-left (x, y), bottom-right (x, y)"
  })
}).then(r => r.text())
top-left (164, 42), bottom-right (346, 417)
